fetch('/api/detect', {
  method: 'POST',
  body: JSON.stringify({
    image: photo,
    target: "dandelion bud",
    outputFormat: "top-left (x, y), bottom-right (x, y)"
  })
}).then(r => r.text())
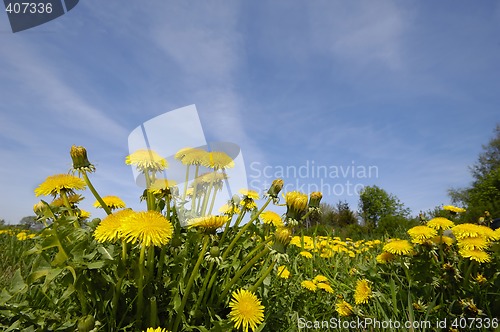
top-left (308, 192), bottom-right (323, 209)
top-left (231, 194), bottom-right (241, 206)
top-left (275, 227), bottom-right (292, 245)
top-left (209, 246), bottom-right (220, 257)
top-left (33, 201), bottom-right (45, 214)
top-left (267, 179), bottom-right (284, 198)
top-left (273, 226), bottom-right (292, 253)
top-left (70, 145), bottom-right (95, 173)
top-left (77, 315), bottom-right (95, 332)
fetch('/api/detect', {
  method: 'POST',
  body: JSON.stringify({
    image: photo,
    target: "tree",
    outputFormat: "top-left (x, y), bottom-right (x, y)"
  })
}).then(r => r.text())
top-left (333, 201), bottom-right (358, 227)
top-left (449, 124), bottom-right (500, 222)
top-left (19, 216), bottom-right (37, 230)
top-left (358, 185), bottom-right (410, 228)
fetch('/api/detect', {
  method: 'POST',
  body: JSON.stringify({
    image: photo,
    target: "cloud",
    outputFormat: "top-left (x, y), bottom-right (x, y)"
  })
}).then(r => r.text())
top-left (308, 1), bottom-right (409, 70)
top-left (0, 38), bottom-right (128, 146)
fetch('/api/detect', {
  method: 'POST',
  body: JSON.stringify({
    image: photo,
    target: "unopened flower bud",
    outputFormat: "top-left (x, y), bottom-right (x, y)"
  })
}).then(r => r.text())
top-left (308, 192), bottom-right (323, 209)
top-left (77, 315), bottom-right (95, 332)
top-left (70, 145), bottom-right (95, 173)
top-left (275, 226), bottom-right (292, 245)
top-left (231, 194), bottom-right (241, 206)
top-left (267, 179), bottom-right (284, 198)
top-left (33, 201), bottom-right (45, 214)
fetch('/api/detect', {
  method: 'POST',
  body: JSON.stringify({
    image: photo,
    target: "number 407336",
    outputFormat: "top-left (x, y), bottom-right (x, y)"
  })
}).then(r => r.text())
top-left (5, 2), bottom-right (53, 14)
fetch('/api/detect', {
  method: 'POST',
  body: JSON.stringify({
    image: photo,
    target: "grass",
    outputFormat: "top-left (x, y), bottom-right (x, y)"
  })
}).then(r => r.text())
top-left (0, 229), bottom-right (36, 290)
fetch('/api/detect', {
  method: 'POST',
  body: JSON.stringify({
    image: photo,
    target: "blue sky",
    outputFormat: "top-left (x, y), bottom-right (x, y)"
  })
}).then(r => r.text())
top-left (1, 1), bottom-right (499, 224)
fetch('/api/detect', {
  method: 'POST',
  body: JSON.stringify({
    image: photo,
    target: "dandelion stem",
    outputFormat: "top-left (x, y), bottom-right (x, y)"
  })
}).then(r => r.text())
top-left (208, 182), bottom-right (219, 215)
top-left (250, 259), bottom-right (276, 292)
top-left (60, 190), bottom-right (77, 226)
top-left (222, 197), bottom-right (272, 261)
top-left (191, 165), bottom-right (200, 211)
top-left (240, 237), bottom-right (273, 267)
top-left (173, 235), bottom-right (210, 331)
top-left (136, 245), bottom-right (147, 326)
top-left (182, 165), bottom-right (190, 202)
top-left (82, 171), bottom-right (112, 215)
top-left (220, 247), bottom-right (270, 301)
top-left (195, 262), bottom-right (215, 311)
top-left (200, 171), bottom-right (216, 216)
top-left (219, 210), bottom-right (246, 246)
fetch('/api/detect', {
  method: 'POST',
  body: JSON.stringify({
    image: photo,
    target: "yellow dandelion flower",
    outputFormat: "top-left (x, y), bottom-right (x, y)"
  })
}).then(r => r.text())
top-left (34, 174), bottom-right (86, 197)
top-left (313, 275), bottom-right (329, 284)
top-left (457, 236), bottom-right (490, 250)
top-left (51, 193), bottom-right (83, 207)
top-left (240, 199), bottom-right (258, 210)
top-left (299, 251), bottom-right (313, 259)
top-left (143, 328), bottom-right (171, 332)
top-left (427, 217), bottom-right (454, 231)
top-left (239, 189), bottom-right (260, 200)
top-left (452, 223), bottom-right (485, 239)
top-left (317, 282), bottom-right (334, 293)
top-left (148, 179), bottom-right (177, 194)
top-left (354, 279), bottom-right (372, 304)
top-left (93, 195), bottom-right (126, 210)
top-left (16, 232), bottom-right (29, 241)
top-left (180, 148), bottom-right (207, 166)
top-left (120, 211), bottom-right (173, 247)
top-left (408, 226), bottom-right (437, 243)
top-left (459, 249), bottom-right (491, 263)
top-left (320, 249), bottom-right (334, 258)
top-left (125, 149), bottom-right (167, 172)
top-left (94, 209), bottom-right (135, 243)
top-left (194, 171), bottom-right (228, 185)
top-left (219, 203), bottom-right (241, 215)
top-left (301, 280), bottom-right (317, 292)
top-left (229, 289), bottom-right (265, 332)
top-left (492, 228), bottom-right (500, 241)
top-left (260, 211), bottom-right (283, 227)
top-left (335, 300), bottom-right (353, 317)
top-left (474, 274), bottom-right (487, 284)
top-left (443, 205), bottom-right (466, 213)
top-left (174, 147), bottom-right (194, 161)
top-left (187, 215), bottom-right (228, 233)
top-left (476, 225), bottom-right (497, 241)
top-left (383, 240), bottom-right (413, 256)
top-left (79, 209), bottom-right (91, 219)
top-left (277, 265), bottom-right (290, 279)
top-left (203, 151), bottom-right (235, 169)
top-left (431, 235), bottom-right (454, 246)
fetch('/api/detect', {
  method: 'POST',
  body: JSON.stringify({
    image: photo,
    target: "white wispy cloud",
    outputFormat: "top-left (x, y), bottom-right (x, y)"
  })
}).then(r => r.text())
top-left (308, 1), bottom-right (409, 70)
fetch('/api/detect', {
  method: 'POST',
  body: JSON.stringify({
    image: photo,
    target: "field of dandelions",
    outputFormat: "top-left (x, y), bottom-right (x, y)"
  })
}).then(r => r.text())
top-left (1, 146), bottom-right (499, 332)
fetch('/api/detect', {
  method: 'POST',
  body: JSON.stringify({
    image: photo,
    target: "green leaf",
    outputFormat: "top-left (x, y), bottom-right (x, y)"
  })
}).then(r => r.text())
top-left (9, 269), bottom-right (27, 294)
top-left (27, 269), bottom-right (50, 284)
top-left (52, 250), bottom-right (69, 266)
top-left (64, 265), bottom-right (77, 284)
top-left (97, 246), bottom-right (114, 260)
top-left (42, 268), bottom-right (63, 292)
top-left (87, 261), bottom-right (105, 269)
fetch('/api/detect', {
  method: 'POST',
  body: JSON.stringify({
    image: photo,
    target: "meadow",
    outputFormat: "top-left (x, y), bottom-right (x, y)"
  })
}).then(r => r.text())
top-left (0, 146), bottom-right (499, 332)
